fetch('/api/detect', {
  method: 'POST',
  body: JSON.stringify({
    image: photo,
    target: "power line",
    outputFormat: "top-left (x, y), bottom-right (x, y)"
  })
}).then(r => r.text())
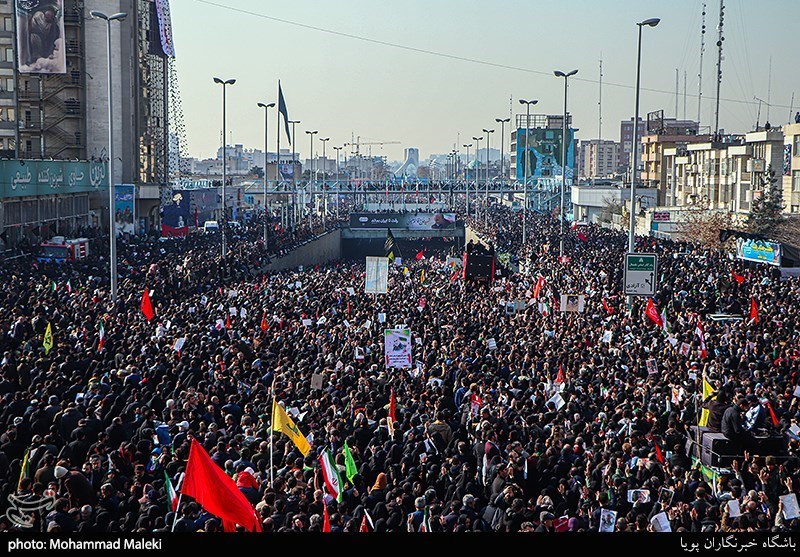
top-left (191, 0), bottom-right (791, 110)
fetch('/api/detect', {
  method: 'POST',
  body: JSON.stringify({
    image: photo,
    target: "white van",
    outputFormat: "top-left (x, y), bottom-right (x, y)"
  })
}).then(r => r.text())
top-left (203, 220), bottom-right (219, 232)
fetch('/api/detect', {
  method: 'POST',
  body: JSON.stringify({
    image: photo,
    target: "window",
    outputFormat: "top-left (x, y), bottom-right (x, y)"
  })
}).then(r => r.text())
top-left (794, 171), bottom-right (800, 193)
top-left (3, 17), bottom-right (11, 31)
top-left (794, 135), bottom-right (800, 154)
top-left (4, 78), bottom-right (12, 92)
top-left (4, 47), bottom-right (11, 62)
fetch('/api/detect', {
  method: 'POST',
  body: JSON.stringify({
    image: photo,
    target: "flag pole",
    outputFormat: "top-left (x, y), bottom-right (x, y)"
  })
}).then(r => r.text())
top-left (171, 493), bottom-right (182, 532)
top-left (277, 80), bottom-right (282, 231)
top-left (270, 383), bottom-right (275, 486)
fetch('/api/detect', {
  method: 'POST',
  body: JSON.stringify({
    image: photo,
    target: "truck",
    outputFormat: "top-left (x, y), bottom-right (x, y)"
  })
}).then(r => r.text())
top-left (37, 236), bottom-right (90, 263)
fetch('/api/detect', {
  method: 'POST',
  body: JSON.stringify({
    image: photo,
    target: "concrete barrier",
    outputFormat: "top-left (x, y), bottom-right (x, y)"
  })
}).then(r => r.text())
top-left (262, 228), bottom-right (342, 272)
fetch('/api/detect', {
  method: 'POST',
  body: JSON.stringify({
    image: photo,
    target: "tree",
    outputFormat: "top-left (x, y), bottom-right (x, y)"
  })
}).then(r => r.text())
top-left (250, 166), bottom-right (264, 179)
top-left (747, 166), bottom-right (784, 235)
top-left (679, 207), bottom-right (741, 249)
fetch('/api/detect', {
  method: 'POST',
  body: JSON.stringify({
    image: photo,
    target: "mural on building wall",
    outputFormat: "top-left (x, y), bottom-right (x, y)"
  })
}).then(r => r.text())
top-left (16, 0), bottom-right (67, 74)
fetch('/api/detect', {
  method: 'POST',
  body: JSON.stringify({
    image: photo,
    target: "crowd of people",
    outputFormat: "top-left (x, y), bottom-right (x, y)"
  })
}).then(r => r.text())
top-left (0, 200), bottom-right (798, 534)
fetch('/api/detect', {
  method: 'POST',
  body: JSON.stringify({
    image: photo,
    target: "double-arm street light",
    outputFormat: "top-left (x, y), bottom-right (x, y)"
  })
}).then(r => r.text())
top-left (213, 77), bottom-right (236, 258)
top-left (554, 69), bottom-right (578, 260)
top-left (257, 101), bottom-right (275, 243)
top-left (482, 128), bottom-right (495, 226)
top-left (518, 99), bottom-right (538, 245)
top-left (90, 10), bottom-right (126, 304)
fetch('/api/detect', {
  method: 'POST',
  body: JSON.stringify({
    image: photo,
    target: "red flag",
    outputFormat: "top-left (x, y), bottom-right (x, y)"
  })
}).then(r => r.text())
top-left (654, 441), bottom-right (665, 464)
top-left (766, 401), bottom-right (780, 427)
top-left (750, 298), bottom-right (759, 324)
top-left (449, 269), bottom-right (460, 282)
top-left (695, 322), bottom-right (708, 359)
top-left (225, 315), bottom-right (232, 330)
top-left (260, 315), bottom-right (269, 331)
top-left (322, 503), bottom-right (331, 532)
top-left (645, 298), bottom-right (663, 328)
top-left (415, 249), bottom-right (425, 261)
top-left (346, 301), bottom-right (352, 317)
top-left (602, 298), bottom-right (615, 315)
top-left (559, 255), bottom-right (570, 264)
top-left (360, 515), bottom-right (369, 532)
top-left (389, 388), bottom-right (397, 423)
top-left (554, 365), bottom-right (565, 384)
top-left (181, 439), bottom-right (262, 532)
top-left (533, 276), bottom-right (545, 299)
top-left (577, 231), bottom-right (588, 243)
top-left (732, 271), bottom-right (745, 284)
top-left (570, 221), bottom-right (578, 230)
top-left (141, 289), bottom-right (155, 321)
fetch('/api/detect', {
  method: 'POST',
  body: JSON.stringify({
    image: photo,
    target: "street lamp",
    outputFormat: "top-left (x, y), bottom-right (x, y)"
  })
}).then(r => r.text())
top-left (90, 10), bottom-right (126, 304)
top-left (629, 17), bottom-right (660, 256)
top-left (495, 117), bottom-right (510, 185)
top-left (519, 99), bottom-right (538, 245)
top-left (320, 137), bottom-right (330, 227)
top-left (463, 143), bottom-right (472, 214)
top-left (257, 101), bottom-right (275, 244)
top-left (554, 69), bottom-right (578, 259)
top-left (333, 145), bottom-right (343, 221)
top-left (472, 136), bottom-right (482, 220)
top-left (305, 130), bottom-right (317, 229)
top-left (482, 128), bottom-right (495, 226)
top-left (289, 120), bottom-right (300, 226)
top-left (213, 77), bottom-right (236, 258)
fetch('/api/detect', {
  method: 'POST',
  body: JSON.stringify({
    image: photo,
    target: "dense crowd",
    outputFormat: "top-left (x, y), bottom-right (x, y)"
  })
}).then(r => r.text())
top-left (0, 200), bottom-right (799, 533)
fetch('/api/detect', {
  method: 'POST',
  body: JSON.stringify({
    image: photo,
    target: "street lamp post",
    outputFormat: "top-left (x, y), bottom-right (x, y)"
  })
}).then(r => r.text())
top-left (90, 10), bottom-right (126, 305)
top-left (289, 120), bottom-right (300, 227)
top-left (472, 136), bottom-right (482, 220)
top-left (463, 143), bottom-right (472, 214)
top-left (333, 145), bottom-right (342, 221)
top-left (213, 77), bottom-right (236, 258)
top-left (554, 69), bottom-right (578, 260)
top-left (495, 117), bottom-right (510, 186)
top-left (320, 137), bottom-right (329, 228)
top-left (305, 130), bottom-right (318, 230)
top-left (257, 102), bottom-right (275, 244)
top-left (519, 99), bottom-right (538, 246)
top-left (629, 18), bottom-right (661, 256)
top-left (482, 128), bottom-right (494, 226)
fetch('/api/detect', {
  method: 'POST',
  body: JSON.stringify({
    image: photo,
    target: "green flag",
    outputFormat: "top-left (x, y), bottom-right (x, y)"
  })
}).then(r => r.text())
top-left (343, 440), bottom-right (358, 483)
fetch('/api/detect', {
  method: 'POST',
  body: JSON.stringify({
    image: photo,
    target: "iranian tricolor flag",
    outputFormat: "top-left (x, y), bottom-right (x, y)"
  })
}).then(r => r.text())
top-left (319, 449), bottom-right (343, 503)
top-left (97, 320), bottom-right (106, 352)
top-left (165, 470), bottom-right (180, 511)
top-left (695, 322), bottom-right (708, 359)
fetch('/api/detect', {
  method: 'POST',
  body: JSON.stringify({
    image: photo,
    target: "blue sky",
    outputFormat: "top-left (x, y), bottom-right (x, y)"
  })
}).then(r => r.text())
top-left (171, 0), bottom-right (798, 161)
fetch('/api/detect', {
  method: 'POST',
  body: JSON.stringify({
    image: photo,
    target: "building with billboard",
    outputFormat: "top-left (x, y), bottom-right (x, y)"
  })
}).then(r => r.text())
top-left (0, 0), bottom-right (179, 247)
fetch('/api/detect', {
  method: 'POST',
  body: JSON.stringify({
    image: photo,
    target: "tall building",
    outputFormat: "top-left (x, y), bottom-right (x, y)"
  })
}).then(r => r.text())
top-left (783, 123), bottom-right (800, 214)
top-left (578, 139), bottom-right (620, 180)
top-left (620, 117), bottom-right (647, 170)
top-left (0, 0), bottom-right (176, 246)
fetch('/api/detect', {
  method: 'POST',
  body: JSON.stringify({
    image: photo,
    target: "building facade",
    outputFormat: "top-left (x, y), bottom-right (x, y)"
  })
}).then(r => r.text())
top-left (782, 123), bottom-right (800, 214)
top-left (578, 139), bottom-right (620, 180)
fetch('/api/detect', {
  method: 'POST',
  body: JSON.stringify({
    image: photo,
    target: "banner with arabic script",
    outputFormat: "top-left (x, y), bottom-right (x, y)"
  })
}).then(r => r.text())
top-left (2, 160), bottom-right (107, 198)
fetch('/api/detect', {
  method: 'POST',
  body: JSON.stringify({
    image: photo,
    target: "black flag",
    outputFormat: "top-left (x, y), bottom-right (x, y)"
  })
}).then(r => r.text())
top-left (278, 81), bottom-right (291, 145)
top-left (384, 228), bottom-right (400, 263)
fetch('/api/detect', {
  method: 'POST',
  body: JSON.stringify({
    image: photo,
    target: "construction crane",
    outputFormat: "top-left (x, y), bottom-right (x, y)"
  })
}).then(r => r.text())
top-left (344, 136), bottom-right (400, 158)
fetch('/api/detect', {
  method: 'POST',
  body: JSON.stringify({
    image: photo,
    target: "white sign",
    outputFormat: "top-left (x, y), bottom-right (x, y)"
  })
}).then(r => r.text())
top-left (365, 256), bottom-right (389, 294)
top-left (599, 509), bottom-right (617, 533)
top-left (624, 253), bottom-right (658, 297)
top-left (559, 294), bottom-right (585, 313)
top-left (385, 328), bottom-right (412, 369)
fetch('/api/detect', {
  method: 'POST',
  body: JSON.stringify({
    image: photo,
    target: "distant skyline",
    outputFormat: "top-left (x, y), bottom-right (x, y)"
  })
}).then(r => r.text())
top-left (171, 0), bottom-right (798, 162)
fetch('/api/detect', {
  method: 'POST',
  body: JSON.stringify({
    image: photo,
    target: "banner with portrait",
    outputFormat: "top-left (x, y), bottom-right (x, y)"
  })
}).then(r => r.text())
top-left (384, 328), bottom-right (412, 369)
top-left (16, 0), bottom-right (67, 74)
top-left (114, 184), bottom-right (135, 236)
top-left (560, 294), bottom-right (585, 313)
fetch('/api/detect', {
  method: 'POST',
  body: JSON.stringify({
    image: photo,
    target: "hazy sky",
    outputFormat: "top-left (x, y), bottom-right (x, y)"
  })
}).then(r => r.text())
top-left (171, 0), bottom-right (798, 162)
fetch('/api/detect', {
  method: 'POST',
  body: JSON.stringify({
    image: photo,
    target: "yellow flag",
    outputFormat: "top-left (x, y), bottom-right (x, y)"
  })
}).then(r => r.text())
top-left (43, 323), bottom-right (53, 355)
top-left (403, 267), bottom-right (410, 277)
top-left (698, 375), bottom-right (715, 427)
top-left (420, 269), bottom-right (426, 284)
top-left (272, 400), bottom-right (310, 456)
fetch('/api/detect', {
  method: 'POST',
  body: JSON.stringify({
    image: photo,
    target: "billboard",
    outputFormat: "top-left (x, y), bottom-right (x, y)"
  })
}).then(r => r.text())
top-left (278, 163), bottom-right (294, 181)
top-left (188, 188), bottom-right (219, 228)
top-left (16, 0), bottom-right (67, 74)
top-left (384, 328), bottom-right (412, 369)
top-left (154, 0), bottom-right (175, 57)
top-left (349, 212), bottom-right (456, 230)
top-left (161, 191), bottom-right (190, 237)
top-left (1, 159), bottom-right (107, 198)
top-left (736, 238), bottom-right (781, 266)
top-left (515, 127), bottom-right (575, 185)
top-left (114, 184), bottom-right (135, 236)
